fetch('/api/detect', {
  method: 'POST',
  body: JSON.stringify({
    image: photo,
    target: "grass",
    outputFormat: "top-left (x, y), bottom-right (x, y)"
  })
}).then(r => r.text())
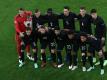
top-left (0, 0), bottom-right (107, 80)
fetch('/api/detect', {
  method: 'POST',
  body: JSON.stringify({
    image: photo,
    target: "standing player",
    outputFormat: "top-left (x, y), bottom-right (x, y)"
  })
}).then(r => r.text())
top-left (90, 9), bottom-right (107, 66)
top-left (44, 8), bottom-right (59, 62)
top-left (77, 7), bottom-right (96, 63)
top-left (58, 6), bottom-right (78, 63)
top-left (14, 8), bottom-right (33, 67)
top-left (78, 7), bottom-right (92, 34)
top-left (45, 8), bottom-right (59, 29)
top-left (32, 9), bottom-right (46, 30)
top-left (58, 6), bottom-right (77, 31)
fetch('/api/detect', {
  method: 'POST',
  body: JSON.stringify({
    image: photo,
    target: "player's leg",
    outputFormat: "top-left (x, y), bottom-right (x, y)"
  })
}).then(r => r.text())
top-left (19, 41), bottom-right (26, 67)
top-left (92, 50), bottom-right (96, 63)
top-left (26, 44), bottom-right (34, 61)
top-left (81, 52), bottom-right (87, 72)
top-left (57, 43), bottom-right (64, 68)
top-left (15, 35), bottom-right (23, 65)
top-left (40, 42), bottom-right (47, 68)
top-left (80, 43), bottom-right (87, 72)
top-left (87, 46), bottom-right (94, 72)
top-left (72, 43), bottom-right (79, 71)
top-left (65, 44), bottom-right (72, 69)
top-left (31, 42), bottom-right (38, 68)
top-left (101, 37), bottom-right (107, 66)
top-left (98, 50), bottom-right (104, 75)
top-left (49, 42), bottom-right (57, 67)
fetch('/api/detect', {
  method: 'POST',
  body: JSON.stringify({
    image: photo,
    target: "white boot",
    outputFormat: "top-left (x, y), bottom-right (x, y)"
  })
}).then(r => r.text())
top-left (82, 67), bottom-right (86, 72)
top-left (87, 66), bottom-right (94, 72)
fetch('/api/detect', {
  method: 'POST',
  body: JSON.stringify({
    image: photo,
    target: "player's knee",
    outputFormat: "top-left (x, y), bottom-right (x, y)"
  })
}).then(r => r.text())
top-left (82, 53), bottom-right (85, 56)
top-left (102, 46), bottom-right (106, 52)
top-left (98, 50), bottom-right (103, 58)
top-left (33, 49), bottom-right (37, 52)
top-left (87, 52), bottom-right (91, 56)
top-left (41, 49), bottom-right (45, 53)
top-left (51, 49), bottom-right (55, 53)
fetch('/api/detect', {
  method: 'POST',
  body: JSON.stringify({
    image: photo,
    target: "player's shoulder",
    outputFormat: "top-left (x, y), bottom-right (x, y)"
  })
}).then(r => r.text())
top-left (70, 12), bottom-right (76, 15)
top-left (14, 14), bottom-right (20, 19)
top-left (97, 16), bottom-right (104, 23)
top-left (14, 14), bottom-right (21, 22)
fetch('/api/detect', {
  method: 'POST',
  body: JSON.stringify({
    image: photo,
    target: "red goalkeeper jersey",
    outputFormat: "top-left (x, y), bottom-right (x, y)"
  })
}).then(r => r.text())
top-left (14, 11), bottom-right (32, 35)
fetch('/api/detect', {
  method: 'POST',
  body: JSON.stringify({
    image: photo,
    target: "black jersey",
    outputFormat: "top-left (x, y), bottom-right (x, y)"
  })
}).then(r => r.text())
top-left (32, 15), bottom-right (46, 30)
top-left (44, 13), bottom-right (59, 28)
top-left (78, 14), bottom-right (92, 34)
top-left (21, 31), bottom-right (38, 44)
top-left (92, 16), bottom-right (106, 38)
top-left (59, 12), bottom-right (77, 30)
top-left (38, 31), bottom-right (49, 43)
top-left (55, 30), bottom-right (66, 44)
top-left (65, 33), bottom-right (80, 45)
top-left (87, 35), bottom-right (102, 51)
top-left (47, 29), bottom-right (56, 42)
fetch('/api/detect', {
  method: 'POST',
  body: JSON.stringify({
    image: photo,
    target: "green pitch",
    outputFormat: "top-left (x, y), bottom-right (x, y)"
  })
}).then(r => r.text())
top-left (0, 0), bottom-right (107, 80)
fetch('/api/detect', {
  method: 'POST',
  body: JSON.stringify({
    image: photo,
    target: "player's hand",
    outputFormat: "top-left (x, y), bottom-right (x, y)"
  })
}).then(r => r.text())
top-left (45, 27), bottom-right (49, 31)
top-left (101, 37), bottom-right (105, 41)
top-left (19, 32), bottom-right (24, 38)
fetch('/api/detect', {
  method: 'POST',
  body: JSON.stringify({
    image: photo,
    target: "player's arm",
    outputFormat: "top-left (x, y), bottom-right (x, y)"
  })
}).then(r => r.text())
top-left (14, 17), bottom-right (24, 37)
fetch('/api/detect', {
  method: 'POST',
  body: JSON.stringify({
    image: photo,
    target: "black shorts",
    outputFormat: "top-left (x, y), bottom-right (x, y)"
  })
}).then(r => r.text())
top-left (88, 43), bottom-right (101, 53)
top-left (40, 41), bottom-right (48, 49)
top-left (57, 42), bottom-right (65, 51)
top-left (22, 41), bottom-right (37, 50)
top-left (73, 43), bottom-right (79, 52)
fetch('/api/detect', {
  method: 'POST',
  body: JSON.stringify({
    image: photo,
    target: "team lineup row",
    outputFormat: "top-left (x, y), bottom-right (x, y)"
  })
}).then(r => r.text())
top-left (14, 6), bottom-right (106, 75)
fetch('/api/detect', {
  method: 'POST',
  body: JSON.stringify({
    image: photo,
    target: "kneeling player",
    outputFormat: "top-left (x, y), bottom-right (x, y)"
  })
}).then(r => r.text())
top-left (65, 31), bottom-right (79, 70)
top-left (48, 28), bottom-right (57, 67)
top-left (38, 27), bottom-right (49, 68)
top-left (54, 28), bottom-right (65, 68)
top-left (20, 24), bottom-right (38, 68)
top-left (80, 33), bottom-right (104, 75)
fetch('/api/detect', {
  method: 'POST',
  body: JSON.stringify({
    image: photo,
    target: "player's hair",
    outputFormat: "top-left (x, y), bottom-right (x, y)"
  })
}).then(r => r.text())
top-left (80, 32), bottom-right (87, 37)
top-left (80, 6), bottom-right (86, 10)
top-left (47, 8), bottom-right (53, 13)
top-left (35, 9), bottom-right (40, 13)
top-left (64, 6), bottom-right (70, 10)
top-left (19, 8), bottom-right (24, 11)
top-left (67, 30), bottom-right (74, 35)
top-left (90, 9), bottom-right (97, 13)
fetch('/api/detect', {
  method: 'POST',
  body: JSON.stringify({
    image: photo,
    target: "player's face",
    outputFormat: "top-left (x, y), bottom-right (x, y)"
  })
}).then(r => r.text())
top-left (80, 9), bottom-right (86, 16)
top-left (19, 10), bottom-right (24, 16)
top-left (40, 28), bottom-right (46, 34)
top-left (55, 30), bottom-right (60, 35)
top-left (26, 30), bottom-right (31, 35)
top-left (35, 11), bottom-right (41, 17)
top-left (80, 36), bottom-right (87, 42)
top-left (91, 13), bottom-right (97, 19)
top-left (64, 9), bottom-right (69, 16)
top-left (68, 34), bottom-right (74, 39)
top-left (47, 12), bottom-right (52, 16)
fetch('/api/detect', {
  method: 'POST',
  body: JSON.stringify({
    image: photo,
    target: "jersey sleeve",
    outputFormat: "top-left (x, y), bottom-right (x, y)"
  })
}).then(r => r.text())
top-left (14, 16), bottom-right (21, 34)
